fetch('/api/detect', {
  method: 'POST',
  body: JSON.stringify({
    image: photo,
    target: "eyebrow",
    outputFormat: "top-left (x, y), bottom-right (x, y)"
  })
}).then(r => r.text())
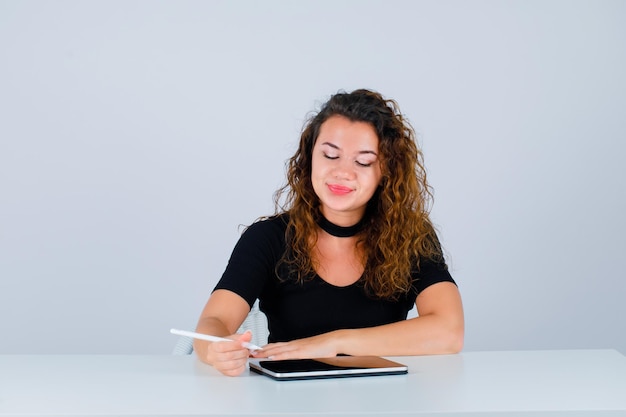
top-left (320, 141), bottom-right (378, 156)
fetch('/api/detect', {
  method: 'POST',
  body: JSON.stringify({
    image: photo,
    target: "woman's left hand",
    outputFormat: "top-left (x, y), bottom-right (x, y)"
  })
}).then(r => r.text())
top-left (251, 331), bottom-right (342, 360)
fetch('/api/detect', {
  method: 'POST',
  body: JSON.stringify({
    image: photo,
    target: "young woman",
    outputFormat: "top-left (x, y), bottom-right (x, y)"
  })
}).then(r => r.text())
top-left (194, 89), bottom-right (464, 376)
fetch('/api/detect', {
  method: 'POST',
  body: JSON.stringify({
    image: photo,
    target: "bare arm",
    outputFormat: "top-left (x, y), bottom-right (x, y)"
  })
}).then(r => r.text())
top-left (253, 282), bottom-right (464, 360)
top-left (194, 289), bottom-right (254, 376)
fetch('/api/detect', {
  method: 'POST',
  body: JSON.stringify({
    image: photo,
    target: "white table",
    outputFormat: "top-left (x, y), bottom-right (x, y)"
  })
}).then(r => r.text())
top-left (1, 350), bottom-right (625, 416)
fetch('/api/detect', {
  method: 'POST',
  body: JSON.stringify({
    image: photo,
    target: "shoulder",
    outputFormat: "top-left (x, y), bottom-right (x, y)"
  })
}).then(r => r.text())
top-left (244, 213), bottom-right (289, 236)
top-left (236, 213), bottom-right (289, 248)
top-left (410, 256), bottom-right (456, 295)
top-left (226, 214), bottom-right (289, 267)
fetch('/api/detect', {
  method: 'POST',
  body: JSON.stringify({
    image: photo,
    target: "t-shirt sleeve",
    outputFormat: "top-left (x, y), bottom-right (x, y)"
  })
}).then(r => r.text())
top-left (410, 227), bottom-right (456, 297)
top-left (213, 218), bottom-right (285, 308)
top-left (411, 258), bottom-right (456, 295)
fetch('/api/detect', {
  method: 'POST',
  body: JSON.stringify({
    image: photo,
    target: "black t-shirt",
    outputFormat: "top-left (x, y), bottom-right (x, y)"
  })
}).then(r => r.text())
top-left (214, 214), bottom-right (455, 343)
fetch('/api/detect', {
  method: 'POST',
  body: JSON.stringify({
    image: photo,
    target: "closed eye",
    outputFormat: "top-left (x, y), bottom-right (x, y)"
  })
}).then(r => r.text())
top-left (356, 161), bottom-right (373, 167)
top-left (323, 153), bottom-right (338, 160)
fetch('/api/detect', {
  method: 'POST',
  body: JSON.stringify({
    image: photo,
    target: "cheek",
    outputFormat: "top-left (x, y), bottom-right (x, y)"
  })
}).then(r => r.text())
top-left (311, 159), bottom-right (331, 179)
top-left (310, 163), bottom-right (322, 181)
top-left (361, 173), bottom-right (382, 197)
top-left (310, 161), bottom-right (325, 188)
top-left (370, 167), bottom-right (383, 188)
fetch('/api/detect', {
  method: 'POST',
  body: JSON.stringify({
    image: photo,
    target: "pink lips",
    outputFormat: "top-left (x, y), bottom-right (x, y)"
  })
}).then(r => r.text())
top-left (327, 184), bottom-right (353, 195)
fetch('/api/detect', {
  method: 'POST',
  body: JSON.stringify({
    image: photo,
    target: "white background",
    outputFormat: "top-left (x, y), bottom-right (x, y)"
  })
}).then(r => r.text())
top-left (1, 0), bottom-right (624, 354)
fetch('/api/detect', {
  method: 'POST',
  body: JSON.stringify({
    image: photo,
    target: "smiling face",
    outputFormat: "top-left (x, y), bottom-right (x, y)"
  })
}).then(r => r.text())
top-left (311, 115), bottom-right (383, 226)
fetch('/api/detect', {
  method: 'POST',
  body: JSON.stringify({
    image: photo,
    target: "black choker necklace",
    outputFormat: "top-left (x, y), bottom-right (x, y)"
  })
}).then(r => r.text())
top-left (317, 215), bottom-right (366, 238)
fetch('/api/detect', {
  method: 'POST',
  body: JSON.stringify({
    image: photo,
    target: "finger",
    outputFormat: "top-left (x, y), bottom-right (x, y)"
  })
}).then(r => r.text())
top-left (215, 358), bottom-right (248, 376)
top-left (250, 343), bottom-right (285, 358)
top-left (211, 339), bottom-right (248, 354)
top-left (254, 342), bottom-right (288, 353)
top-left (221, 365), bottom-right (246, 377)
top-left (260, 348), bottom-right (305, 361)
top-left (212, 348), bottom-right (250, 373)
top-left (212, 347), bottom-right (251, 362)
top-left (252, 343), bottom-right (300, 359)
top-left (237, 330), bottom-right (253, 344)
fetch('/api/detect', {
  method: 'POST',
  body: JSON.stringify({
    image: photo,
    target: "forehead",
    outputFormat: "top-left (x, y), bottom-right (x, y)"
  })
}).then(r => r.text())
top-left (315, 115), bottom-right (380, 148)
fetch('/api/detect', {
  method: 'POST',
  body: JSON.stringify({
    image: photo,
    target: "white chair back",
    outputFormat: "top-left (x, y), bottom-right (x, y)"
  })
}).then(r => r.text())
top-left (171, 300), bottom-right (268, 355)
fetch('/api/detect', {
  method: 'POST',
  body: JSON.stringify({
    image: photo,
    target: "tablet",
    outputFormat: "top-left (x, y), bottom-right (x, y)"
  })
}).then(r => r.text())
top-left (249, 356), bottom-right (408, 380)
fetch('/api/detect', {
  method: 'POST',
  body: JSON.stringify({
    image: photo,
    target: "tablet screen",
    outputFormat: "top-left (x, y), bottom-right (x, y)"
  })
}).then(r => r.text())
top-left (249, 356), bottom-right (408, 380)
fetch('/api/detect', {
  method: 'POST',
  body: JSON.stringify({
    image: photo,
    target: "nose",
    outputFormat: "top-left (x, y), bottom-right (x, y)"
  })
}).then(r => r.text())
top-left (332, 159), bottom-right (356, 180)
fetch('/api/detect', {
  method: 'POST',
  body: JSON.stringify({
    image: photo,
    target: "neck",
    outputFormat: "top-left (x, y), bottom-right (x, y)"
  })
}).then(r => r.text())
top-left (317, 214), bottom-right (366, 238)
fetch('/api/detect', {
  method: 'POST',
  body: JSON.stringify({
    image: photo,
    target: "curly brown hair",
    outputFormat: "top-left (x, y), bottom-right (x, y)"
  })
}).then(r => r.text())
top-left (273, 89), bottom-right (444, 299)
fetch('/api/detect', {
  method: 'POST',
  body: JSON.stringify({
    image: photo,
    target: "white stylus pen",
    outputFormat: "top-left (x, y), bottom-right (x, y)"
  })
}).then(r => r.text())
top-left (170, 328), bottom-right (263, 351)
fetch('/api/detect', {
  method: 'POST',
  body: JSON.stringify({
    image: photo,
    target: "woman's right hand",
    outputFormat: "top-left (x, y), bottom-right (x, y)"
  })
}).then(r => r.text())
top-left (203, 331), bottom-right (254, 376)
top-left (194, 290), bottom-right (258, 376)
